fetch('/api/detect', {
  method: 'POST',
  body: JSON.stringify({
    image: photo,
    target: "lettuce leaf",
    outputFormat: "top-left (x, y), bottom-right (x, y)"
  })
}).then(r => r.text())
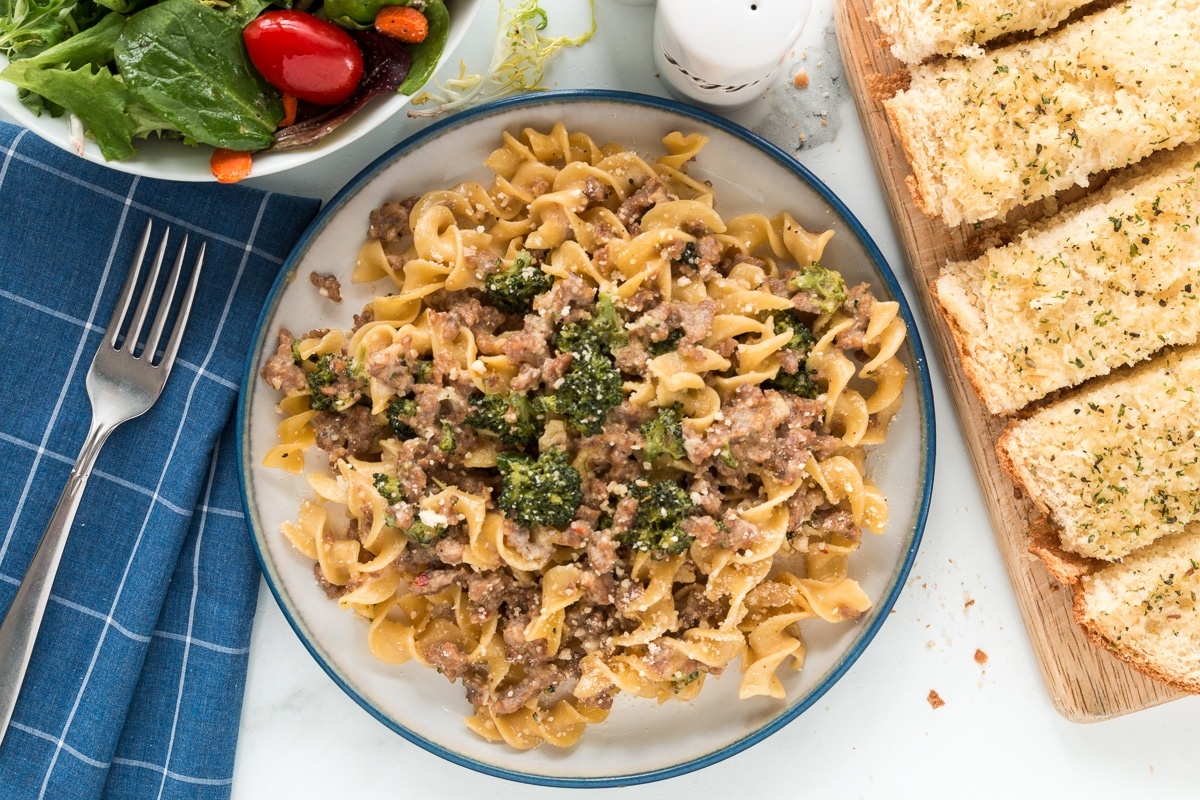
top-left (0, 12), bottom-right (180, 159)
top-left (0, 59), bottom-right (172, 159)
top-left (17, 9), bottom-right (123, 67)
top-left (114, 0), bottom-right (280, 150)
top-left (0, 0), bottom-right (106, 59)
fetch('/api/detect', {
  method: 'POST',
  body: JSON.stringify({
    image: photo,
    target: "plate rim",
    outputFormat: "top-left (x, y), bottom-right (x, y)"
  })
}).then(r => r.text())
top-left (235, 87), bottom-right (937, 787)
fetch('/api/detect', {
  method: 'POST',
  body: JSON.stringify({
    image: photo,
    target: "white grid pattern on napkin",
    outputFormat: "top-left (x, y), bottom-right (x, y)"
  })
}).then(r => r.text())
top-left (0, 121), bottom-right (319, 799)
top-left (29, 195), bottom-right (271, 797)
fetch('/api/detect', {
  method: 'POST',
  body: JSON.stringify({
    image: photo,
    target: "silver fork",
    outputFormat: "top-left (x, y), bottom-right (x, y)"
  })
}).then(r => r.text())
top-left (0, 221), bottom-right (205, 744)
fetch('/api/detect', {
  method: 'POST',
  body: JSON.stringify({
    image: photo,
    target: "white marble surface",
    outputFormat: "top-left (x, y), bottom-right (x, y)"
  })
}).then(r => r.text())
top-left (10, 0), bottom-right (1198, 795)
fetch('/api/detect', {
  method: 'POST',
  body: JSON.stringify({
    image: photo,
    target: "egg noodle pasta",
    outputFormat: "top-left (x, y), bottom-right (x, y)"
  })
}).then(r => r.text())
top-left (259, 123), bottom-right (908, 748)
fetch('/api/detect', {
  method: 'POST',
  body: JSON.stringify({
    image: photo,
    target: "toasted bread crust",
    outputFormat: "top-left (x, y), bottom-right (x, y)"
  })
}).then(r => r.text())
top-left (886, 107), bottom-right (940, 221)
top-left (864, 69), bottom-right (910, 103)
top-left (1029, 523), bottom-right (1200, 694)
top-left (998, 346), bottom-right (1200, 560)
top-left (1072, 590), bottom-right (1200, 694)
top-left (930, 272), bottom-right (1013, 415)
top-left (1026, 518), bottom-right (1096, 587)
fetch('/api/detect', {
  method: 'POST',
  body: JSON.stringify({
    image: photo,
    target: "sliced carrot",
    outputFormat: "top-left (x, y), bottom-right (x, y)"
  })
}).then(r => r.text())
top-left (374, 5), bottom-right (428, 43)
top-left (210, 148), bottom-right (253, 184)
top-left (279, 92), bottom-right (299, 128)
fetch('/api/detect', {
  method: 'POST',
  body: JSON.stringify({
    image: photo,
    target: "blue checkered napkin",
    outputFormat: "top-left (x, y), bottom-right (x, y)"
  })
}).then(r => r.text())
top-left (0, 122), bottom-right (321, 799)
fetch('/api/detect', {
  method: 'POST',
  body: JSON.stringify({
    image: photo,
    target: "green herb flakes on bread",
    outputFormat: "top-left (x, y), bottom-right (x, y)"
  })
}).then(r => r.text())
top-left (932, 143), bottom-right (1200, 416)
top-left (997, 345), bottom-right (1200, 562)
top-left (883, 0), bottom-right (1200, 226)
top-left (1074, 531), bottom-right (1200, 694)
top-left (871, 0), bottom-right (1200, 694)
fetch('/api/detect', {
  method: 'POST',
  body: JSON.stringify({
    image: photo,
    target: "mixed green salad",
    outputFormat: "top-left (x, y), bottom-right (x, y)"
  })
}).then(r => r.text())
top-left (0, 0), bottom-right (450, 169)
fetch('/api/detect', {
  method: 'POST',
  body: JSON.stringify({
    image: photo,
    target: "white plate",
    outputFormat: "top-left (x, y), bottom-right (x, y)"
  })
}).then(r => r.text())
top-left (0, 0), bottom-right (482, 181)
top-left (237, 90), bottom-right (936, 786)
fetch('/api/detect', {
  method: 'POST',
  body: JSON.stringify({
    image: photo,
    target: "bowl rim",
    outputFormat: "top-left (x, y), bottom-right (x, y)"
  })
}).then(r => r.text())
top-left (235, 87), bottom-right (937, 787)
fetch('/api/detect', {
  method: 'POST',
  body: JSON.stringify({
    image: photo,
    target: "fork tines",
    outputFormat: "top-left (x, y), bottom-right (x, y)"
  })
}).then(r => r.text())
top-left (108, 220), bottom-right (205, 368)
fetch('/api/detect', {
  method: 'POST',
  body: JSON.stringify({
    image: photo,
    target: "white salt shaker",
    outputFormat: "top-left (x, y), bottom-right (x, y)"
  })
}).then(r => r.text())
top-left (653, 0), bottom-right (811, 109)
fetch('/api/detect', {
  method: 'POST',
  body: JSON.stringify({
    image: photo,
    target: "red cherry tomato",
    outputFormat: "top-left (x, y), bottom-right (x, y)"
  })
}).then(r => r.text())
top-left (244, 11), bottom-right (364, 106)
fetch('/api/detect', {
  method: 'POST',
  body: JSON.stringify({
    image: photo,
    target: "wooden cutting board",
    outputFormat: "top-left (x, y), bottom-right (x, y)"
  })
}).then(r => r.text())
top-left (834, 0), bottom-right (1187, 720)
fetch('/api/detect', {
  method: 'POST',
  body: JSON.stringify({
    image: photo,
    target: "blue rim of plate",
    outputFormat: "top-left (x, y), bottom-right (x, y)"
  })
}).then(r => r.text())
top-left (237, 88), bottom-right (936, 788)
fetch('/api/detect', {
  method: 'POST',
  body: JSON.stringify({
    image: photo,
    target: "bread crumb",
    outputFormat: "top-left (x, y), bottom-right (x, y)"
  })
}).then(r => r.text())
top-left (927, 689), bottom-right (945, 709)
top-left (974, 648), bottom-right (989, 665)
top-left (793, 70), bottom-right (810, 89)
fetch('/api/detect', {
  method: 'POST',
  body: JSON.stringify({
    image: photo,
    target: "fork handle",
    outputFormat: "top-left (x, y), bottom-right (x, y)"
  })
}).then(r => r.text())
top-left (0, 420), bottom-right (114, 743)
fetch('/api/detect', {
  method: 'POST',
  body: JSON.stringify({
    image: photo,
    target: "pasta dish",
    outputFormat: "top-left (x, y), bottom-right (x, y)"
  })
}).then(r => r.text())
top-left (259, 123), bottom-right (908, 748)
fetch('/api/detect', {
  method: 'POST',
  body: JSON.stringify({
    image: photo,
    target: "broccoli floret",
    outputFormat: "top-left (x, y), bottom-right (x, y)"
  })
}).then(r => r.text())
top-left (641, 405), bottom-right (687, 462)
top-left (438, 422), bottom-right (456, 453)
top-left (305, 354), bottom-right (338, 409)
top-left (373, 472), bottom-right (404, 505)
top-left (404, 520), bottom-right (448, 546)
top-left (764, 310), bottom-right (820, 398)
top-left (554, 348), bottom-right (624, 435)
top-left (496, 449), bottom-right (583, 528)
top-left (305, 353), bottom-right (363, 411)
top-left (484, 250), bottom-right (552, 314)
top-left (766, 368), bottom-right (820, 399)
top-left (466, 391), bottom-right (542, 447)
top-left (671, 669), bottom-right (703, 692)
top-left (410, 358), bottom-right (434, 384)
top-left (558, 293), bottom-right (628, 356)
top-left (386, 397), bottom-right (418, 440)
top-left (773, 309), bottom-right (817, 354)
top-left (556, 326), bottom-right (589, 356)
top-left (790, 262), bottom-right (847, 314)
top-left (372, 473), bottom-right (447, 545)
top-left (587, 293), bottom-right (629, 351)
top-left (620, 481), bottom-right (696, 557)
top-left (647, 327), bottom-right (684, 357)
top-left (552, 294), bottom-right (628, 435)
top-left (676, 240), bottom-right (700, 268)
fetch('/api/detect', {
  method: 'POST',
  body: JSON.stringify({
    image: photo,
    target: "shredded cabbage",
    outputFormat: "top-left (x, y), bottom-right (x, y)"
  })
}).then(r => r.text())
top-left (409, 0), bottom-right (595, 117)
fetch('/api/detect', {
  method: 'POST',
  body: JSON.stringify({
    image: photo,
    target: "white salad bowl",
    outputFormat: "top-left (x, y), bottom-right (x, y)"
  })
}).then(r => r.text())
top-left (0, 0), bottom-right (483, 181)
top-left (237, 89), bottom-right (936, 786)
